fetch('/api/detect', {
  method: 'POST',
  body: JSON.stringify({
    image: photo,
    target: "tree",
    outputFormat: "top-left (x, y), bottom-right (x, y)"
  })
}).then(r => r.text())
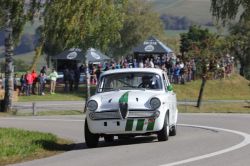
top-left (41, 0), bottom-right (126, 58)
top-left (179, 25), bottom-right (220, 107)
top-left (109, 0), bottom-right (165, 57)
top-left (0, 0), bottom-right (42, 112)
top-left (227, 21), bottom-right (250, 79)
top-left (211, 0), bottom-right (250, 79)
top-left (211, 0), bottom-right (250, 24)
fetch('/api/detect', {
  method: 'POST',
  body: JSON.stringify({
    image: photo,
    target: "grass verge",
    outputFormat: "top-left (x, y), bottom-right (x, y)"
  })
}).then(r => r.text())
top-left (179, 102), bottom-right (250, 113)
top-left (0, 110), bottom-right (83, 117)
top-left (0, 128), bottom-right (74, 166)
top-left (17, 110), bottom-right (83, 116)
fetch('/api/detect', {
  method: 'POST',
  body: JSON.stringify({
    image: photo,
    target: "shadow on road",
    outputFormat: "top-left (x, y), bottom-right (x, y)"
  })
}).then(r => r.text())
top-left (73, 136), bottom-right (157, 150)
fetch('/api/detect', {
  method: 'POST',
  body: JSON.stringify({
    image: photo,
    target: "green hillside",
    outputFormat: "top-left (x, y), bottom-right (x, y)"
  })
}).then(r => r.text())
top-left (150, 0), bottom-right (212, 24)
top-left (174, 74), bottom-right (250, 100)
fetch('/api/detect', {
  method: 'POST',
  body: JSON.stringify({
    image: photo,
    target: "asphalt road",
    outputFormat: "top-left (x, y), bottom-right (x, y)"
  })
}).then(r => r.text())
top-left (1, 113), bottom-right (250, 166)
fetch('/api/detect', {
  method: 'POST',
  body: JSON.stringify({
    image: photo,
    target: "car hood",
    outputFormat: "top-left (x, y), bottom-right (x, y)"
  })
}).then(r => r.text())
top-left (91, 90), bottom-right (163, 111)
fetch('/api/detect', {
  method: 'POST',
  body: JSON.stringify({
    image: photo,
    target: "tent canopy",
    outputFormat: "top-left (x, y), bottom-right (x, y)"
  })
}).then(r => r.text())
top-left (86, 48), bottom-right (110, 62)
top-left (133, 36), bottom-right (173, 55)
top-left (52, 48), bottom-right (110, 62)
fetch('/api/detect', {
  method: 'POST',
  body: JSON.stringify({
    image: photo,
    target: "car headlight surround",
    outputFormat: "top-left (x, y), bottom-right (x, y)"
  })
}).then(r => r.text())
top-left (150, 97), bottom-right (161, 110)
top-left (87, 100), bottom-right (98, 111)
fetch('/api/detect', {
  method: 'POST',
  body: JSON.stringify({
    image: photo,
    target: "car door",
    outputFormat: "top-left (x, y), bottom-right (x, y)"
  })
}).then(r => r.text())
top-left (162, 72), bottom-right (177, 125)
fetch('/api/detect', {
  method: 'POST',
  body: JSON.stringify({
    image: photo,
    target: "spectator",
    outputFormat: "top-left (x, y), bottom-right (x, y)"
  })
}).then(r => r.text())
top-left (38, 73), bottom-right (46, 95)
top-left (40, 66), bottom-right (47, 74)
top-left (74, 67), bottom-right (80, 91)
top-left (48, 69), bottom-right (58, 94)
top-left (95, 65), bottom-right (102, 82)
top-left (69, 69), bottom-right (75, 91)
top-left (25, 71), bottom-right (33, 96)
top-left (31, 70), bottom-right (38, 94)
top-left (63, 68), bottom-right (70, 92)
top-left (19, 74), bottom-right (26, 96)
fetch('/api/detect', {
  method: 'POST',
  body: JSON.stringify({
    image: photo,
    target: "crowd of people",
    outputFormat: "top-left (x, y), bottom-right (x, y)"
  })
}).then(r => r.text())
top-left (7, 53), bottom-right (234, 96)
top-left (17, 66), bottom-right (58, 96)
top-left (87, 53), bottom-right (234, 85)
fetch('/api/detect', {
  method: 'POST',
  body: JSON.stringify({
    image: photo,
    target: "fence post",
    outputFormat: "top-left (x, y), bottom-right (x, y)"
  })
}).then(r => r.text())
top-left (32, 102), bottom-right (36, 116)
top-left (185, 98), bottom-right (187, 112)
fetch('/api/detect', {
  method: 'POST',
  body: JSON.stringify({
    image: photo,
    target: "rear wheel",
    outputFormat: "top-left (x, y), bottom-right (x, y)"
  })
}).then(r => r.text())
top-left (157, 113), bottom-right (169, 141)
top-left (84, 120), bottom-right (99, 148)
top-left (104, 135), bottom-right (114, 142)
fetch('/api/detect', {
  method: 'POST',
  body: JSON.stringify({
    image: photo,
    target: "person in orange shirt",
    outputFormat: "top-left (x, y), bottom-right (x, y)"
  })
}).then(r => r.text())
top-left (25, 71), bottom-right (33, 96)
top-left (31, 70), bottom-right (38, 95)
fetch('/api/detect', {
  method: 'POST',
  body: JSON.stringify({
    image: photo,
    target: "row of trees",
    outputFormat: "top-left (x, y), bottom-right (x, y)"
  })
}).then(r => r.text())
top-left (178, 0), bottom-right (250, 107)
top-left (0, 0), bottom-right (166, 111)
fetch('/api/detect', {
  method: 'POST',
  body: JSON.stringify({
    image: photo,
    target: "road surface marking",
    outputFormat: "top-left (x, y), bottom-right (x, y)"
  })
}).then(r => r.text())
top-left (160, 124), bottom-right (250, 166)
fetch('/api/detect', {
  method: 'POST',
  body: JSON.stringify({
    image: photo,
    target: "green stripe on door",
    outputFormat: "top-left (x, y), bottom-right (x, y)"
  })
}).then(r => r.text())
top-left (146, 120), bottom-right (155, 131)
top-left (125, 119), bottom-right (134, 131)
top-left (136, 119), bottom-right (145, 131)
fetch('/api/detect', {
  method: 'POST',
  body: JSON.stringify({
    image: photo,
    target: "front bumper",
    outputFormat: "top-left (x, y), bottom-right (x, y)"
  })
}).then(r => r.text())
top-left (86, 111), bottom-right (165, 134)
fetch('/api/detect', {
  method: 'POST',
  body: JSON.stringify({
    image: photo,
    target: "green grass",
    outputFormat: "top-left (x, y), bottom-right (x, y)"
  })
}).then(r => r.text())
top-left (179, 102), bottom-right (250, 113)
top-left (18, 85), bottom-right (96, 102)
top-left (16, 110), bottom-right (83, 116)
top-left (174, 74), bottom-right (250, 100)
top-left (19, 92), bottom-right (85, 102)
top-left (0, 128), bottom-right (73, 166)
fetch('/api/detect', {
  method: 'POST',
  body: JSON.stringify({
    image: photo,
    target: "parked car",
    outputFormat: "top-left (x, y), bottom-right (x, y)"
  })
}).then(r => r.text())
top-left (85, 68), bottom-right (178, 148)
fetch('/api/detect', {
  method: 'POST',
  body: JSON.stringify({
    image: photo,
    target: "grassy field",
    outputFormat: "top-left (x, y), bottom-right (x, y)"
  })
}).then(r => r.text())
top-left (174, 74), bottom-right (250, 100)
top-left (0, 128), bottom-right (73, 166)
top-left (179, 103), bottom-right (250, 113)
top-left (150, 0), bottom-right (212, 24)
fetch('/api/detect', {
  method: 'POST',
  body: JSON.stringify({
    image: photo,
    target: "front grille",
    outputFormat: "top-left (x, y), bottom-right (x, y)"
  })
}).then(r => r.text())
top-left (89, 111), bottom-right (121, 120)
top-left (128, 111), bottom-right (156, 118)
top-left (89, 109), bottom-right (158, 120)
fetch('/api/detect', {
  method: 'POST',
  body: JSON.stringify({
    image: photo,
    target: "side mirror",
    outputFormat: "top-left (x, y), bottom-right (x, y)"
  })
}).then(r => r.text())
top-left (167, 85), bottom-right (173, 91)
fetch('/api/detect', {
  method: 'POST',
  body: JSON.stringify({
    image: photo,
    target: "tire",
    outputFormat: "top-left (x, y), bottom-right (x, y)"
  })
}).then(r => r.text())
top-left (169, 125), bottom-right (177, 136)
top-left (104, 135), bottom-right (114, 142)
top-left (157, 113), bottom-right (169, 141)
top-left (84, 120), bottom-right (99, 148)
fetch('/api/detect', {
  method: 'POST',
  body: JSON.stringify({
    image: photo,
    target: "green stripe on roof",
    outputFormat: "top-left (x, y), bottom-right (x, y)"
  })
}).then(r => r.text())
top-left (125, 119), bottom-right (133, 131)
top-left (136, 119), bottom-right (145, 131)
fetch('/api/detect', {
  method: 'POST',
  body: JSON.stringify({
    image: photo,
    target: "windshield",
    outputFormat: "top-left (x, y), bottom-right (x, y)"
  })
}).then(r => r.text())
top-left (98, 72), bottom-right (162, 92)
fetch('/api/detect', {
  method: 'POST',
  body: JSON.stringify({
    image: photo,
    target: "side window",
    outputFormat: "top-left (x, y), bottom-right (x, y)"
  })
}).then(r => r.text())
top-left (162, 73), bottom-right (168, 92)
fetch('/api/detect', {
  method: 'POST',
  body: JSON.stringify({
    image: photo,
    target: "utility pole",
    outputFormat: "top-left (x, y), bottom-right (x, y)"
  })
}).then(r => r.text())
top-left (3, 10), bottom-right (14, 112)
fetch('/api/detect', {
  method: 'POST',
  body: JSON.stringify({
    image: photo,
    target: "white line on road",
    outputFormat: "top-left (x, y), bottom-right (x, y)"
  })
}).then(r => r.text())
top-left (0, 117), bottom-right (85, 122)
top-left (160, 124), bottom-right (250, 166)
top-left (2, 118), bottom-right (250, 166)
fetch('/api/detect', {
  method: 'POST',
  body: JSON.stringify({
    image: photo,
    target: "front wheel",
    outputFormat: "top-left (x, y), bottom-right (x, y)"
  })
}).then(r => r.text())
top-left (169, 125), bottom-right (177, 136)
top-left (84, 120), bottom-right (99, 148)
top-left (157, 113), bottom-right (169, 141)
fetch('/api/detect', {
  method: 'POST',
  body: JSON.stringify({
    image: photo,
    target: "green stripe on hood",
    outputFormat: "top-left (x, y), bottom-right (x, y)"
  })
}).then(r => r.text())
top-left (119, 91), bottom-right (129, 103)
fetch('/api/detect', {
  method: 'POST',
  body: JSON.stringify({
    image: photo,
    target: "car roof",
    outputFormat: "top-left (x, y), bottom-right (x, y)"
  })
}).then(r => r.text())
top-left (100, 68), bottom-right (164, 77)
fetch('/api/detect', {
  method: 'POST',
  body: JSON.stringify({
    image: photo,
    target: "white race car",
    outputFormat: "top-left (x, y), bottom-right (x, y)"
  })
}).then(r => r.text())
top-left (85, 68), bottom-right (178, 148)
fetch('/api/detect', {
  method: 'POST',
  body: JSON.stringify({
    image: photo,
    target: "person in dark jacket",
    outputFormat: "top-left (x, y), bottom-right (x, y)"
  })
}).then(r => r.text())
top-left (63, 68), bottom-right (70, 92)
top-left (69, 69), bottom-right (75, 92)
top-left (74, 67), bottom-right (80, 91)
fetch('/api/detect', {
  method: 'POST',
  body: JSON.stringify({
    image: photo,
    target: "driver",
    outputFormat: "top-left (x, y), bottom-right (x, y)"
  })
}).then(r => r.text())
top-left (140, 75), bottom-right (153, 89)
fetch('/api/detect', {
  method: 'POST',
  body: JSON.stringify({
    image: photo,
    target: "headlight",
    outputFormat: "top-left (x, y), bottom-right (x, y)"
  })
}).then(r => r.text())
top-left (87, 100), bottom-right (98, 111)
top-left (150, 98), bottom-right (161, 110)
